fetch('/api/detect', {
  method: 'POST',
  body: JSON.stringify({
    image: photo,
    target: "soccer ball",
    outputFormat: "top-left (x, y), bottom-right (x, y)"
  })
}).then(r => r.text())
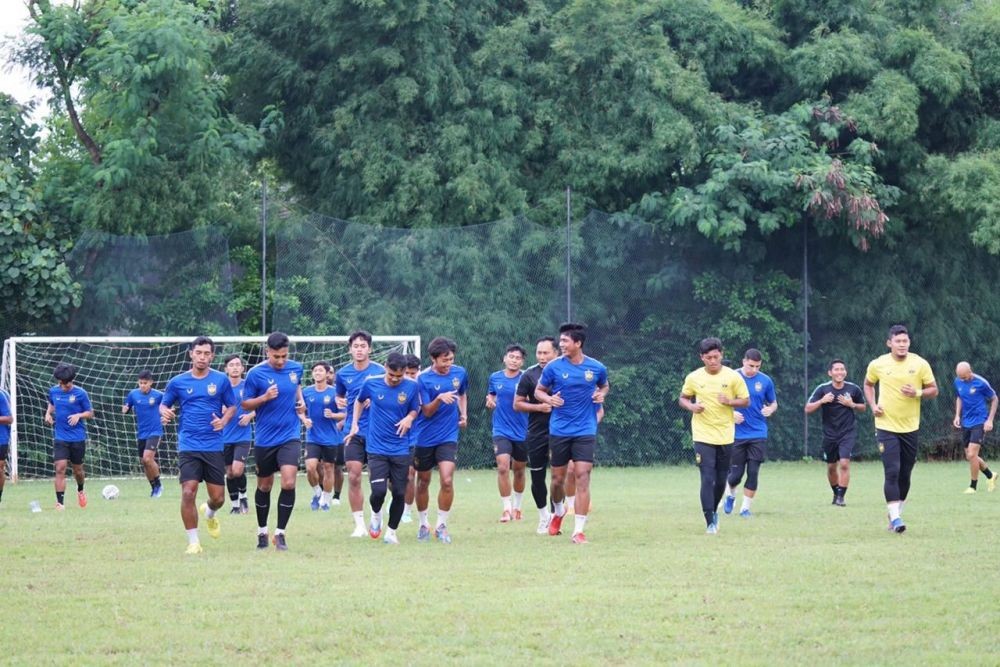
top-left (101, 484), bottom-right (120, 500)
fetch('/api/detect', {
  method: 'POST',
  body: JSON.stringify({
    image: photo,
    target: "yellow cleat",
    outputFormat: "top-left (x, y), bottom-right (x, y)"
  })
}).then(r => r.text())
top-left (185, 542), bottom-right (203, 555)
top-left (200, 503), bottom-right (221, 539)
top-left (989, 475), bottom-right (997, 493)
top-left (964, 487), bottom-right (977, 495)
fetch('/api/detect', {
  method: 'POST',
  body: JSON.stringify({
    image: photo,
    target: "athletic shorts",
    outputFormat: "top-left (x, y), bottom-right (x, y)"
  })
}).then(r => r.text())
top-left (178, 450), bottom-right (225, 485)
top-left (367, 453), bottom-right (410, 494)
top-left (136, 436), bottom-right (161, 458)
top-left (963, 425), bottom-right (986, 447)
top-left (550, 435), bottom-right (596, 468)
top-left (413, 442), bottom-right (458, 472)
top-left (525, 434), bottom-right (549, 469)
top-left (493, 436), bottom-right (527, 462)
top-left (344, 435), bottom-right (367, 464)
top-left (822, 432), bottom-right (856, 462)
top-left (224, 441), bottom-right (252, 466)
top-left (0, 443), bottom-right (8, 461)
top-left (732, 438), bottom-right (767, 464)
top-left (255, 440), bottom-right (301, 477)
top-left (306, 443), bottom-right (342, 464)
top-left (53, 440), bottom-right (86, 465)
top-left (876, 429), bottom-right (919, 456)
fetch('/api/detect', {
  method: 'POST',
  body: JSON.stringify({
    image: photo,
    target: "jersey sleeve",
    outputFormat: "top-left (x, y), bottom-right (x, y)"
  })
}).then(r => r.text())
top-left (733, 373), bottom-right (750, 400)
top-left (539, 364), bottom-right (555, 390)
top-left (221, 380), bottom-right (237, 409)
top-left (78, 390), bottom-right (93, 413)
top-left (808, 384), bottom-right (824, 403)
top-left (680, 372), bottom-right (696, 398)
top-left (865, 360), bottom-right (879, 385)
top-left (418, 377), bottom-right (432, 404)
top-left (162, 380), bottom-right (178, 407)
top-left (0, 392), bottom-right (10, 417)
top-left (406, 387), bottom-right (420, 414)
top-left (487, 373), bottom-right (498, 396)
top-left (597, 363), bottom-right (609, 387)
top-left (850, 384), bottom-right (865, 404)
top-left (515, 373), bottom-right (533, 398)
top-left (124, 391), bottom-right (134, 410)
top-left (458, 369), bottom-right (468, 396)
top-left (982, 379), bottom-right (996, 400)
top-left (47, 386), bottom-right (56, 408)
top-left (334, 372), bottom-right (347, 398)
top-left (243, 371), bottom-right (262, 399)
top-left (764, 378), bottom-right (776, 403)
top-left (919, 360), bottom-right (936, 388)
top-left (356, 382), bottom-right (371, 405)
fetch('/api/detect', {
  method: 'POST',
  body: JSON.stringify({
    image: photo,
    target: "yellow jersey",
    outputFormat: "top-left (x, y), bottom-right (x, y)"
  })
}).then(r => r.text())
top-left (865, 352), bottom-right (936, 433)
top-left (681, 366), bottom-right (750, 445)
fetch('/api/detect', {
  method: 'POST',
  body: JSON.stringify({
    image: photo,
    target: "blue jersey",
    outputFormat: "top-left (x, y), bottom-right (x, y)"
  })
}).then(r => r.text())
top-left (0, 391), bottom-right (10, 445)
top-left (222, 380), bottom-right (254, 444)
top-left (539, 356), bottom-right (608, 437)
top-left (955, 374), bottom-right (996, 428)
top-left (244, 360), bottom-right (304, 447)
top-left (335, 361), bottom-right (385, 435)
top-left (48, 385), bottom-right (92, 442)
top-left (489, 370), bottom-right (527, 441)
top-left (734, 370), bottom-right (776, 440)
top-left (358, 377), bottom-right (420, 456)
top-left (162, 370), bottom-right (237, 452)
top-left (415, 366), bottom-right (469, 447)
top-left (124, 388), bottom-right (164, 439)
top-left (303, 385), bottom-right (342, 445)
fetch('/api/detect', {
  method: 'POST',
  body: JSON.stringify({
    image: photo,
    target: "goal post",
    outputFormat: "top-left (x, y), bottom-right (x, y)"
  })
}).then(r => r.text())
top-left (0, 335), bottom-right (420, 481)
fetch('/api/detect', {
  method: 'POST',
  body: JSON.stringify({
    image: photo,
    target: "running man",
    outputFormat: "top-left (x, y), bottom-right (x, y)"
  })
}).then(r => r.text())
top-left (805, 359), bottom-right (866, 506)
top-left (160, 336), bottom-right (238, 554)
top-left (122, 369), bottom-right (164, 498)
top-left (514, 336), bottom-right (558, 534)
top-left (534, 323), bottom-right (610, 544)
top-left (222, 354), bottom-right (254, 514)
top-left (723, 349), bottom-right (776, 518)
top-left (0, 390), bottom-right (11, 505)
top-left (400, 353), bottom-right (422, 524)
top-left (864, 324), bottom-right (938, 533)
top-left (301, 361), bottom-right (345, 511)
top-left (679, 338), bottom-right (749, 534)
top-left (45, 363), bottom-right (94, 510)
top-left (953, 361), bottom-right (997, 494)
top-left (487, 344), bottom-right (528, 522)
top-left (242, 332), bottom-right (305, 551)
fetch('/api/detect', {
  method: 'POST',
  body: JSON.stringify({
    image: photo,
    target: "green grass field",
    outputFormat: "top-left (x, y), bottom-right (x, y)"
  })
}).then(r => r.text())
top-left (2, 462), bottom-right (998, 665)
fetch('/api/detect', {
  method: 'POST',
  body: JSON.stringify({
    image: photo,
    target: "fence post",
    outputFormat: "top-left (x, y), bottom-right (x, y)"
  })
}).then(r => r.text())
top-left (802, 222), bottom-right (809, 458)
top-left (566, 187), bottom-right (572, 322)
top-left (261, 177), bottom-right (268, 336)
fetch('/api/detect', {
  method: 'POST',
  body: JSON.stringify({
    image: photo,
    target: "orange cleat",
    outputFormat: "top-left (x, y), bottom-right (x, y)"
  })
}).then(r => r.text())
top-left (513, 509), bottom-right (523, 521)
top-left (548, 513), bottom-right (564, 536)
top-left (571, 532), bottom-right (588, 545)
top-left (499, 510), bottom-right (512, 523)
top-left (77, 490), bottom-right (88, 508)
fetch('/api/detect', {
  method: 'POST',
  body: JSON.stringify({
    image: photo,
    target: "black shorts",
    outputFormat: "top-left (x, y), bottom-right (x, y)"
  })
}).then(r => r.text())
top-left (526, 434), bottom-right (549, 469)
top-left (255, 440), bottom-right (301, 477)
top-left (493, 436), bottom-right (527, 462)
top-left (732, 438), bottom-right (767, 464)
top-left (344, 435), bottom-right (367, 464)
top-left (963, 425), bottom-right (986, 447)
top-left (368, 453), bottom-right (410, 495)
top-left (306, 443), bottom-right (342, 464)
top-left (822, 432), bottom-right (856, 462)
top-left (136, 436), bottom-right (161, 458)
top-left (414, 442), bottom-right (458, 472)
top-left (224, 441), bottom-right (252, 466)
top-left (53, 440), bottom-right (86, 465)
top-left (876, 429), bottom-right (919, 457)
top-left (550, 435), bottom-right (596, 468)
top-left (178, 450), bottom-right (226, 485)
top-left (0, 443), bottom-right (8, 461)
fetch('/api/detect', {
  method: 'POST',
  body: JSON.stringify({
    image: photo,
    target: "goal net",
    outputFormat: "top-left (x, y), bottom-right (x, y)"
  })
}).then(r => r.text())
top-left (0, 335), bottom-right (420, 481)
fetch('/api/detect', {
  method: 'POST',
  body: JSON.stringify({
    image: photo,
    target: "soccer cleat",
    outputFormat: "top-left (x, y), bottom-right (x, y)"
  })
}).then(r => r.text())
top-left (723, 495), bottom-right (736, 515)
top-left (332, 497), bottom-right (342, 506)
top-left (571, 532), bottom-right (588, 545)
top-left (350, 524), bottom-right (367, 538)
top-left (200, 503), bottom-right (221, 539)
top-left (417, 525), bottom-right (431, 542)
top-left (834, 496), bottom-right (846, 507)
top-left (311, 493), bottom-right (320, 511)
top-left (273, 533), bottom-right (288, 551)
top-left (151, 485), bottom-right (163, 499)
top-left (435, 524), bottom-right (452, 544)
top-left (319, 503), bottom-right (331, 512)
top-left (739, 509), bottom-right (753, 518)
top-left (401, 511), bottom-right (413, 524)
top-left (890, 518), bottom-right (906, 533)
top-left (256, 533), bottom-right (269, 550)
top-left (55, 502), bottom-right (65, 511)
top-left (230, 506), bottom-right (242, 515)
top-left (990, 475), bottom-right (998, 493)
top-left (500, 510), bottom-right (512, 523)
top-left (239, 497), bottom-right (250, 514)
top-left (706, 522), bottom-right (718, 535)
top-left (185, 543), bottom-right (203, 555)
top-left (537, 516), bottom-right (551, 534)
top-left (513, 509), bottom-right (523, 521)
top-left (964, 487), bottom-right (977, 494)
top-left (77, 490), bottom-right (88, 508)
top-left (548, 513), bottom-right (564, 536)
top-left (369, 514), bottom-right (382, 539)
top-left (383, 531), bottom-right (400, 545)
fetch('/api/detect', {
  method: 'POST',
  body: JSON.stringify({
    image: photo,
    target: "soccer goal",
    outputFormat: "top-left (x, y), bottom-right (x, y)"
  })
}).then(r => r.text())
top-left (0, 335), bottom-right (420, 481)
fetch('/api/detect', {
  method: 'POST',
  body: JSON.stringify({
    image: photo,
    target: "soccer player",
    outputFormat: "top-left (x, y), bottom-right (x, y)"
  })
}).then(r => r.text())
top-left (400, 353), bottom-right (422, 524)
top-left (44, 363), bottom-right (94, 510)
top-left (487, 344), bottom-right (528, 522)
top-left (122, 369), bottom-right (164, 498)
top-left (242, 332), bottom-right (305, 551)
top-left (864, 324), bottom-right (938, 533)
top-left (679, 338), bottom-right (749, 534)
top-left (805, 359), bottom-right (866, 506)
top-left (0, 389), bottom-right (11, 505)
top-left (414, 336), bottom-right (468, 544)
top-left (349, 352), bottom-right (420, 544)
top-left (301, 361), bottom-right (345, 511)
top-left (514, 336), bottom-right (558, 533)
top-left (953, 361), bottom-right (998, 494)
top-left (335, 330), bottom-right (386, 537)
top-left (534, 323), bottom-right (610, 544)
top-left (222, 354), bottom-right (255, 514)
top-left (723, 349), bottom-right (777, 518)
top-left (160, 337), bottom-right (238, 554)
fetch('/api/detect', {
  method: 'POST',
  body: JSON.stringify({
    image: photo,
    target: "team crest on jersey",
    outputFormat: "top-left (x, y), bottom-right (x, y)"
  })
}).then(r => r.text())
top-left (290, 372), bottom-right (299, 384)
top-left (398, 392), bottom-right (408, 404)
top-left (452, 378), bottom-right (460, 389)
top-left (971, 388), bottom-right (977, 394)
top-left (207, 383), bottom-right (217, 396)
top-left (148, 397), bottom-right (155, 405)
top-left (323, 395), bottom-right (331, 404)
top-left (584, 370), bottom-right (594, 382)
top-left (69, 395), bottom-right (76, 403)
top-left (755, 381), bottom-right (763, 392)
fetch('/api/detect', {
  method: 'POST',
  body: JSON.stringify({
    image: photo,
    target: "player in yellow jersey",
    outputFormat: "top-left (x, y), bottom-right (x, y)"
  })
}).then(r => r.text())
top-left (679, 338), bottom-right (749, 534)
top-left (863, 325), bottom-right (938, 533)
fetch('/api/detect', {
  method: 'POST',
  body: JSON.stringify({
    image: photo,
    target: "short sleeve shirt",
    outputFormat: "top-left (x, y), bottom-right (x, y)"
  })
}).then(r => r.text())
top-left (865, 353), bottom-right (935, 433)
top-left (680, 367), bottom-right (750, 446)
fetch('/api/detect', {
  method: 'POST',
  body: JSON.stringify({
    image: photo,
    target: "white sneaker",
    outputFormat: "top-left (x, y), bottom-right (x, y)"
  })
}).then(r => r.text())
top-left (350, 524), bottom-right (367, 538)
top-left (536, 515), bottom-right (551, 534)
top-left (383, 530), bottom-right (400, 545)
top-left (332, 497), bottom-right (342, 506)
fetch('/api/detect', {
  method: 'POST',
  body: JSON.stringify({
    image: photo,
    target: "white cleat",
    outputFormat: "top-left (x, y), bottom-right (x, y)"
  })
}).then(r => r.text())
top-left (536, 516), bottom-right (551, 534)
top-left (350, 524), bottom-right (367, 538)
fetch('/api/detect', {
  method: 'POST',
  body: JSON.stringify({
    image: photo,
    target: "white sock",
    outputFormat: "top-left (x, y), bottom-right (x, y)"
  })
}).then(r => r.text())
top-left (512, 491), bottom-right (523, 510)
top-left (231, 497), bottom-right (240, 508)
top-left (553, 500), bottom-right (565, 517)
top-left (887, 501), bottom-right (901, 521)
top-left (275, 528), bottom-right (285, 536)
top-left (204, 505), bottom-right (216, 519)
top-left (419, 510), bottom-right (429, 528)
top-left (725, 484), bottom-right (735, 498)
top-left (566, 495), bottom-right (575, 509)
top-left (186, 528), bottom-right (199, 545)
top-left (899, 500), bottom-right (906, 516)
top-left (502, 496), bottom-right (512, 512)
top-left (313, 484), bottom-right (322, 495)
top-left (257, 526), bottom-right (268, 536)
top-left (239, 491), bottom-right (247, 500)
top-left (741, 496), bottom-right (753, 512)
top-left (353, 510), bottom-right (365, 527)
top-left (574, 514), bottom-right (587, 535)
top-left (321, 491), bottom-right (331, 505)
top-left (538, 506), bottom-right (550, 521)
top-left (437, 509), bottom-right (450, 527)
top-left (403, 503), bottom-right (413, 515)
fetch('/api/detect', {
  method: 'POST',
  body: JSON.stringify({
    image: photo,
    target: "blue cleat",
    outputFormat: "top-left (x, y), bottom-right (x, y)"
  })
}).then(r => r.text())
top-left (739, 509), bottom-right (752, 518)
top-left (435, 524), bottom-right (452, 544)
top-left (723, 495), bottom-right (736, 515)
top-left (151, 485), bottom-right (163, 498)
top-left (890, 518), bottom-right (906, 533)
top-left (310, 493), bottom-right (320, 511)
top-left (417, 525), bottom-right (431, 542)
top-left (319, 503), bottom-right (330, 512)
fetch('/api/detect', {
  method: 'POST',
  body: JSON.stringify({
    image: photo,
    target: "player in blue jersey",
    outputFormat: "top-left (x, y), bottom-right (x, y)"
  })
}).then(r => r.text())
top-left (534, 323), bottom-right (610, 544)
top-left (222, 354), bottom-right (255, 514)
top-left (301, 361), bottom-right (346, 511)
top-left (487, 344), bottom-right (528, 523)
top-left (0, 390), bottom-right (12, 505)
top-left (723, 349), bottom-right (777, 518)
top-left (122, 369), bottom-right (164, 498)
top-left (414, 336), bottom-right (468, 544)
top-left (242, 332), bottom-right (305, 551)
top-left (805, 359), bottom-right (867, 506)
top-left (45, 363), bottom-right (94, 510)
top-left (953, 361), bottom-right (998, 494)
top-left (400, 354), bottom-right (422, 524)
top-left (336, 330), bottom-right (387, 537)
top-left (349, 352), bottom-right (420, 544)
top-left (160, 337), bottom-right (238, 554)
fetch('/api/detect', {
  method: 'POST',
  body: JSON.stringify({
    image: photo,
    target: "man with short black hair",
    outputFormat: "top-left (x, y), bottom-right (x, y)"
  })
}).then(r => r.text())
top-left (487, 344), bottom-right (528, 523)
top-left (242, 332), bottom-right (305, 551)
top-left (515, 336), bottom-right (558, 534)
top-left (805, 359), bottom-right (866, 506)
top-left (301, 360), bottom-right (345, 511)
top-left (400, 354), bottom-right (422, 524)
top-left (953, 361), bottom-right (997, 494)
top-left (222, 354), bottom-right (254, 514)
top-left (122, 369), bottom-right (164, 498)
top-left (45, 363), bottom-right (94, 510)
top-left (723, 349), bottom-right (777, 518)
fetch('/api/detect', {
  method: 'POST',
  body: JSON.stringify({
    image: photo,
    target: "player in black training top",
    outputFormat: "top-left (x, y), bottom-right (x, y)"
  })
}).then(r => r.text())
top-left (805, 359), bottom-right (867, 506)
